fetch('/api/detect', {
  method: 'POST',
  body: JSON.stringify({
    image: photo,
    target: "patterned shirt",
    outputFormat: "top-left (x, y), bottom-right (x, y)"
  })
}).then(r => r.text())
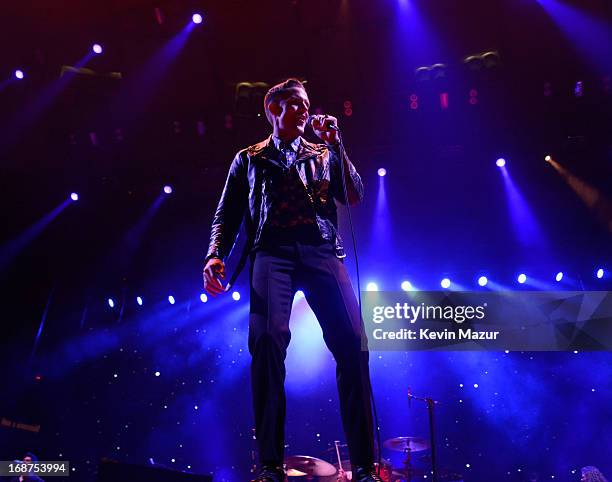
top-left (266, 136), bottom-right (317, 229)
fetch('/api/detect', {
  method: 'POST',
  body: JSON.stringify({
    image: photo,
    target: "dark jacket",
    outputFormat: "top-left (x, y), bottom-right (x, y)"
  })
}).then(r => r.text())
top-left (206, 135), bottom-right (364, 288)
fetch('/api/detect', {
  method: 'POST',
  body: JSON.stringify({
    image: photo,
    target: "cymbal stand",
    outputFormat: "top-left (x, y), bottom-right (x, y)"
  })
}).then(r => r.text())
top-left (408, 391), bottom-right (440, 482)
top-left (334, 440), bottom-right (346, 481)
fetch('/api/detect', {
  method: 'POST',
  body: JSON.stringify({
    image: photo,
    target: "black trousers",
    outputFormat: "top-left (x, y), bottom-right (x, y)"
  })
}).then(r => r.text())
top-left (248, 235), bottom-right (375, 468)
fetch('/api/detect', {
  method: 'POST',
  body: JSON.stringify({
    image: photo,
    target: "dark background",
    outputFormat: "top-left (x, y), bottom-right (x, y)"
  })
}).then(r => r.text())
top-left (0, 0), bottom-right (611, 480)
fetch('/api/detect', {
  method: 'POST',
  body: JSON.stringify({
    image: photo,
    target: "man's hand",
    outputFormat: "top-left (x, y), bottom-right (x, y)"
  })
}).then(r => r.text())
top-left (203, 258), bottom-right (226, 296)
top-left (310, 114), bottom-right (339, 145)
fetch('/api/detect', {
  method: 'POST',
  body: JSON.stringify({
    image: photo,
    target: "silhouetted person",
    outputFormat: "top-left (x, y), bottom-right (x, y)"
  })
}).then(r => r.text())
top-left (204, 79), bottom-right (378, 482)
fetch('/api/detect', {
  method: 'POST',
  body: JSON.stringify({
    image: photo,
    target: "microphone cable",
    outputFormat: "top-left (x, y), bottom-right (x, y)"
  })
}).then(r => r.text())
top-left (334, 129), bottom-right (383, 477)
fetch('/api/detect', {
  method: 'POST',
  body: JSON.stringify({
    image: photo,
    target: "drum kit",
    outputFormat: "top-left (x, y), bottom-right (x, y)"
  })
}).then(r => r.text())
top-left (282, 436), bottom-right (462, 482)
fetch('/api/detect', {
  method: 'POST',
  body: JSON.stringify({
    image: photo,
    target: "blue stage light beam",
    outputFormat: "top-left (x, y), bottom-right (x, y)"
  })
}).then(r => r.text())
top-left (35, 293), bottom-right (227, 379)
top-left (486, 280), bottom-right (508, 291)
top-left (536, 0), bottom-right (612, 72)
top-left (372, 170), bottom-right (393, 253)
top-left (367, 169), bottom-right (393, 280)
top-left (516, 273), bottom-right (554, 290)
top-left (498, 164), bottom-right (547, 251)
top-left (115, 193), bottom-right (166, 274)
top-left (0, 70), bottom-right (25, 93)
top-left (392, 0), bottom-right (444, 71)
top-left (0, 52), bottom-right (95, 149)
top-left (0, 198), bottom-right (72, 271)
top-left (108, 22), bottom-right (198, 125)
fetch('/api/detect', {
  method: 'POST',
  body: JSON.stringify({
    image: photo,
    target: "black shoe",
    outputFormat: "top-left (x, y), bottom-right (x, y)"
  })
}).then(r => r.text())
top-left (353, 466), bottom-right (384, 482)
top-left (250, 465), bottom-right (285, 482)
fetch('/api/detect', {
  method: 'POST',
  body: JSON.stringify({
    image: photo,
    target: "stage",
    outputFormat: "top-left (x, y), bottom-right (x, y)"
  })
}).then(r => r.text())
top-left (0, 0), bottom-right (611, 481)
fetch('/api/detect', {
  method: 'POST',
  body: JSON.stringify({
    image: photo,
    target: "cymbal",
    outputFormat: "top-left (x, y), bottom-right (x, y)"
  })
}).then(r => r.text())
top-left (285, 455), bottom-right (337, 477)
top-left (383, 436), bottom-right (429, 452)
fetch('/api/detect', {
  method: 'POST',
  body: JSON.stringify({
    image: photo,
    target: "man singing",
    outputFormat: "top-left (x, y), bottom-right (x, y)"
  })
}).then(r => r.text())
top-left (203, 79), bottom-right (380, 482)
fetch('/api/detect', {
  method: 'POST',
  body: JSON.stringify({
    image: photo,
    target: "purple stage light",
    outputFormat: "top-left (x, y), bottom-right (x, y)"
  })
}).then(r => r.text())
top-left (192, 13), bottom-right (203, 24)
top-left (496, 158), bottom-right (506, 167)
top-left (15, 70), bottom-right (24, 80)
top-left (163, 185), bottom-right (173, 194)
top-left (92, 44), bottom-right (103, 54)
top-left (70, 193), bottom-right (79, 201)
top-left (377, 168), bottom-right (387, 177)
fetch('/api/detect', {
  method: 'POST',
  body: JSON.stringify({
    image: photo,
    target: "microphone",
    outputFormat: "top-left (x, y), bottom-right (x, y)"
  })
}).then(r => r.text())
top-left (307, 115), bottom-right (339, 131)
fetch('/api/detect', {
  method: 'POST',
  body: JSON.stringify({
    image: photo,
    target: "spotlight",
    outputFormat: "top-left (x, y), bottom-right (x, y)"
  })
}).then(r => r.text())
top-left (14, 69), bottom-right (24, 80)
top-left (163, 185), bottom-right (173, 194)
top-left (92, 44), bottom-right (103, 54)
top-left (496, 158), bottom-right (506, 167)
top-left (168, 295), bottom-right (175, 305)
top-left (517, 273), bottom-right (527, 284)
top-left (295, 290), bottom-right (305, 299)
top-left (366, 282), bottom-right (379, 292)
top-left (108, 298), bottom-right (115, 308)
top-left (478, 276), bottom-right (488, 287)
top-left (401, 280), bottom-right (412, 291)
top-left (545, 155), bottom-right (552, 162)
top-left (441, 278), bottom-right (451, 289)
top-left (555, 272), bottom-right (563, 282)
top-left (136, 296), bottom-right (143, 306)
top-left (596, 268), bottom-right (604, 279)
top-left (377, 168), bottom-right (387, 177)
top-left (70, 192), bottom-right (79, 201)
top-left (200, 293), bottom-right (208, 303)
top-left (192, 13), bottom-right (203, 24)
top-left (232, 291), bottom-right (241, 301)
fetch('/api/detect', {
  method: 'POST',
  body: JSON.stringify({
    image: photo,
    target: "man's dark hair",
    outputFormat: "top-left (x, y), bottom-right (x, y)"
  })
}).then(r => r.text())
top-left (24, 452), bottom-right (38, 462)
top-left (263, 78), bottom-right (306, 125)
